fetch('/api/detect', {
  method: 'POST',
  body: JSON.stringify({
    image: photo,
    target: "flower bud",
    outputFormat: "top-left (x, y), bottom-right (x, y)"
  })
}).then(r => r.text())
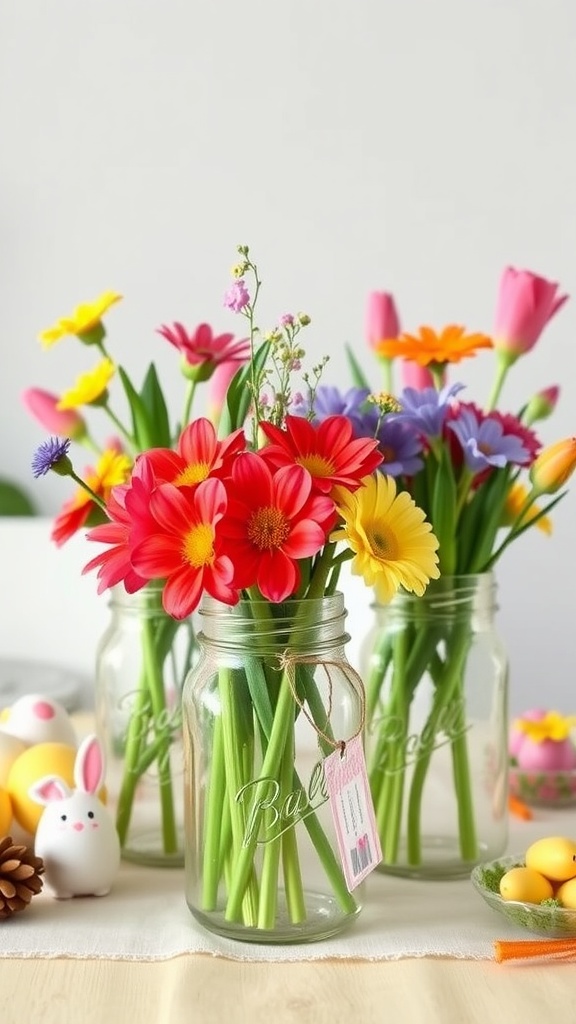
top-left (523, 385), bottom-right (560, 426)
top-left (22, 387), bottom-right (87, 440)
top-left (529, 437), bottom-right (576, 495)
top-left (365, 292), bottom-right (400, 351)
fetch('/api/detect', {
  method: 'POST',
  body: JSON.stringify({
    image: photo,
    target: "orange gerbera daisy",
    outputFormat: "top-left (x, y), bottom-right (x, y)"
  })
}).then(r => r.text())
top-left (375, 325), bottom-right (493, 367)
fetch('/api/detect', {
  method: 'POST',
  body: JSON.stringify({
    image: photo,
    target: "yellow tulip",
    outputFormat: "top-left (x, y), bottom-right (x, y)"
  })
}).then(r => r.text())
top-left (529, 437), bottom-right (576, 495)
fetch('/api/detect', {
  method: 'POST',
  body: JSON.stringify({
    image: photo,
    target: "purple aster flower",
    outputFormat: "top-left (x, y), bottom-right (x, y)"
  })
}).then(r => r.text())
top-left (292, 385), bottom-right (380, 439)
top-left (391, 382), bottom-right (465, 438)
top-left (375, 419), bottom-right (424, 477)
top-left (32, 436), bottom-right (72, 478)
top-left (447, 408), bottom-right (531, 472)
top-left (223, 279), bottom-right (250, 313)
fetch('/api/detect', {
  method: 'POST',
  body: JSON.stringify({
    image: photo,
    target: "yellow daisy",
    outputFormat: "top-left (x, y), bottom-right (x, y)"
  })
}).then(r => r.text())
top-left (375, 325), bottom-right (493, 367)
top-left (57, 358), bottom-right (116, 410)
top-left (502, 482), bottom-right (552, 535)
top-left (331, 474), bottom-right (440, 603)
top-left (39, 291), bottom-right (122, 348)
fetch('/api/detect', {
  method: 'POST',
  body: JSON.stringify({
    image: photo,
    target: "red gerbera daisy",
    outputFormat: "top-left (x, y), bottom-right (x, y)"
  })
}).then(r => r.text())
top-left (130, 478), bottom-right (236, 619)
top-left (220, 452), bottom-right (336, 602)
top-left (83, 461), bottom-right (156, 594)
top-left (259, 414), bottom-right (382, 495)
top-left (141, 417), bottom-right (246, 489)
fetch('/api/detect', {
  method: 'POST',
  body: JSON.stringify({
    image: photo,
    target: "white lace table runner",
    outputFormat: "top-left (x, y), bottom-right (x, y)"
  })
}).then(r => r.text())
top-left (0, 812), bottom-right (565, 962)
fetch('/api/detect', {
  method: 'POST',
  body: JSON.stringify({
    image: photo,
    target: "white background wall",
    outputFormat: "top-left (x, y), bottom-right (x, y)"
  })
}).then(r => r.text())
top-left (1, 0), bottom-right (575, 714)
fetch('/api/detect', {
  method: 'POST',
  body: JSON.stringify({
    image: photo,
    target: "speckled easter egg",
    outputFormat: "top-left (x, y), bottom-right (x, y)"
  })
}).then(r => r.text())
top-left (0, 787), bottom-right (12, 834)
top-left (0, 730), bottom-right (26, 787)
top-left (7, 742), bottom-right (78, 834)
top-left (525, 836), bottom-right (576, 883)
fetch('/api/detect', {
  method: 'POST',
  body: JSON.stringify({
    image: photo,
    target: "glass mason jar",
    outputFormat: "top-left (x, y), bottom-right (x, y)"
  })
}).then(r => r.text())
top-left (363, 573), bottom-right (508, 880)
top-left (95, 583), bottom-right (197, 866)
top-left (182, 593), bottom-right (365, 944)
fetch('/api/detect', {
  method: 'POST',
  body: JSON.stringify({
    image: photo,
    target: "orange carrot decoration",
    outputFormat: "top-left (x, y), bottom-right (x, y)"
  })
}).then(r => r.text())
top-left (508, 793), bottom-right (533, 820)
top-left (495, 938), bottom-right (576, 962)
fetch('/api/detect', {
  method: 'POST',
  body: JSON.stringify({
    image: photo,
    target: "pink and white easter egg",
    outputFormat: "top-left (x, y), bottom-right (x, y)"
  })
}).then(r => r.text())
top-left (0, 694), bottom-right (77, 748)
top-left (516, 736), bottom-right (576, 772)
top-left (508, 708), bottom-right (547, 760)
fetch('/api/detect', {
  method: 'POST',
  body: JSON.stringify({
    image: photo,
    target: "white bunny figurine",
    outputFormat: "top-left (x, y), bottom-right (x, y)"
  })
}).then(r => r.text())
top-left (29, 733), bottom-right (121, 898)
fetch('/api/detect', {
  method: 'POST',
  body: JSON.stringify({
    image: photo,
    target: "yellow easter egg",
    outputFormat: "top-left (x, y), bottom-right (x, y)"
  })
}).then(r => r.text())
top-left (0, 787), bottom-right (12, 834)
top-left (499, 865), bottom-right (554, 904)
top-left (0, 730), bottom-right (26, 787)
top-left (7, 742), bottom-right (78, 834)
top-left (525, 836), bottom-right (576, 883)
top-left (555, 877), bottom-right (576, 909)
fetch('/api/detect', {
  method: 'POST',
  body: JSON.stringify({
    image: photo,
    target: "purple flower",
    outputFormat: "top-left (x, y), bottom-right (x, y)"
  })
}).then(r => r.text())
top-left (447, 408), bottom-right (531, 471)
top-left (391, 382), bottom-right (465, 438)
top-left (279, 313), bottom-right (294, 327)
top-left (223, 279), bottom-right (250, 313)
top-left (292, 385), bottom-right (379, 439)
top-left (32, 436), bottom-right (71, 478)
top-left (375, 419), bottom-right (424, 477)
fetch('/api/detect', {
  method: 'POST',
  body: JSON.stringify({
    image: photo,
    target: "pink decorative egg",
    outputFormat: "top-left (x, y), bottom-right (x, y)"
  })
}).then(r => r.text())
top-left (516, 736), bottom-right (576, 772)
top-left (509, 708), bottom-right (547, 760)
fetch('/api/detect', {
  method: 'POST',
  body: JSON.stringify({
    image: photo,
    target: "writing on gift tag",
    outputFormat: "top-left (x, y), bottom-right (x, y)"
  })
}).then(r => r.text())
top-left (324, 735), bottom-right (382, 890)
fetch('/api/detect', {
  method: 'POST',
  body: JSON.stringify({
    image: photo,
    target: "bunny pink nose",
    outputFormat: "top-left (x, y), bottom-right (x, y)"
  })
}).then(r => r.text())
top-left (73, 822), bottom-right (85, 831)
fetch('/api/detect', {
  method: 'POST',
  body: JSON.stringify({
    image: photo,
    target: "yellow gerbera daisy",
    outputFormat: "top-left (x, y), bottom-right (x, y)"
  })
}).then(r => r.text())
top-left (375, 325), bottom-right (493, 367)
top-left (502, 482), bottom-right (552, 535)
top-left (39, 291), bottom-right (122, 348)
top-left (331, 474), bottom-right (440, 603)
top-left (57, 358), bottom-right (116, 410)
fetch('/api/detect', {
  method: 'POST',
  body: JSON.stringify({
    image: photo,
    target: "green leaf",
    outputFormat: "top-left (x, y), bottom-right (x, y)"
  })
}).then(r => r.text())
top-left (219, 339), bottom-right (272, 436)
top-left (431, 448), bottom-right (457, 574)
top-left (345, 343), bottom-right (370, 390)
top-left (140, 363), bottom-right (172, 447)
top-left (118, 366), bottom-right (151, 449)
top-left (0, 479), bottom-right (37, 516)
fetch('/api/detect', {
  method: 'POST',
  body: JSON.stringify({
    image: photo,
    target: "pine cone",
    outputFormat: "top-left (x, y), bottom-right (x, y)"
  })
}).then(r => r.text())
top-left (0, 836), bottom-right (44, 920)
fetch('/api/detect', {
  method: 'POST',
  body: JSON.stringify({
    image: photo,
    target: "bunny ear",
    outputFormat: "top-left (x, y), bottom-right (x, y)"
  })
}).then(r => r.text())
top-left (29, 775), bottom-right (71, 806)
top-left (74, 734), bottom-right (105, 794)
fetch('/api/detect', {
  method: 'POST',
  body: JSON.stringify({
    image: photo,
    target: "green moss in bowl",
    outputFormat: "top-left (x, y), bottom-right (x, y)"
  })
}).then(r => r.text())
top-left (471, 856), bottom-right (576, 937)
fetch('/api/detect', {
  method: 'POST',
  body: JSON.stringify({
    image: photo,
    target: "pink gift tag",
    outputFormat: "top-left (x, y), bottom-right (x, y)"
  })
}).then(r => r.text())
top-left (323, 735), bottom-right (382, 890)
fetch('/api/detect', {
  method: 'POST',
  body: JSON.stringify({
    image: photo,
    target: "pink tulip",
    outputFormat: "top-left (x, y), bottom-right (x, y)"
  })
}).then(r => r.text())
top-left (22, 387), bottom-right (87, 440)
top-left (400, 360), bottom-right (435, 390)
top-left (494, 267), bottom-right (568, 359)
top-left (365, 292), bottom-right (400, 351)
top-left (207, 360), bottom-right (242, 426)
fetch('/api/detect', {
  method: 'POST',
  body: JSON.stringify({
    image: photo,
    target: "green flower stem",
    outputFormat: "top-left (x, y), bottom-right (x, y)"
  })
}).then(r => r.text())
top-left (450, 704), bottom-right (479, 861)
top-left (101, 400), bottom-right (136, 450)
top-left (366, 634), bottom-right (393, 721)
top-left (180, 380), bottom-right (197, 431)
top-left (486, 352), bottom-right (513, 412)
top-left (300, 801), bottom-right (358, 916)
top-left (224, 667), bottom-right (295, 923)
top-left (280, 731), bottom-right (306, 925)
top-left (201, 715), bottom-right (226, 911)
top-left (140, 615), bottom-right (179, 853)
top-left (114, 679), bottom-right (151, 847)
top-left (406, 621), bottom-right (475, 865)
top-left (219, 666), bottom-right (260, 926)
top-left (379, 628), bottom-right (409, 863)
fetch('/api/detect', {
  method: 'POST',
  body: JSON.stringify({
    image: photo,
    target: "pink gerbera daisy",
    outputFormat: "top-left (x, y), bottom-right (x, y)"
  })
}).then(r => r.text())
top-left (157, 321), bottom-right (250, 376)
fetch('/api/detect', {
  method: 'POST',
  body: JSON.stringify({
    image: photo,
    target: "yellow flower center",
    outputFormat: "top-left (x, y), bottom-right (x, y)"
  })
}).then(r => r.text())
top-left (247, 507), bottom-right (290, 550)
top-left (175, 462), bottom-right (210, 486)
top-left (297, 453), bottom-right (335, 478)
top-left (184, 523), bottom-right (214, 567)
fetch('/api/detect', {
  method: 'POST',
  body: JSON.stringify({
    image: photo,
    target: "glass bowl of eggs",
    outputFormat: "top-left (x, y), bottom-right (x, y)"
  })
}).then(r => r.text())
top-left (471, 838), bottom-right (576, 937)
top-left (509, 709), bottom-right (576, 807)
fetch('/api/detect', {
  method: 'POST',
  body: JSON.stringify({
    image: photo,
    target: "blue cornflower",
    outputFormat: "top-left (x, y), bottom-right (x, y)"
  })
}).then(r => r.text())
top-left (390, 382), bottom-right (465, 438)
top-left (32, 437), bottom-right (72, 478)
top-left (375, 418), bottom-right (424, 477)
top-left (447, 409), bottom-right (530, 472)
top-left (292, 385), bottom-right (380, 440)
